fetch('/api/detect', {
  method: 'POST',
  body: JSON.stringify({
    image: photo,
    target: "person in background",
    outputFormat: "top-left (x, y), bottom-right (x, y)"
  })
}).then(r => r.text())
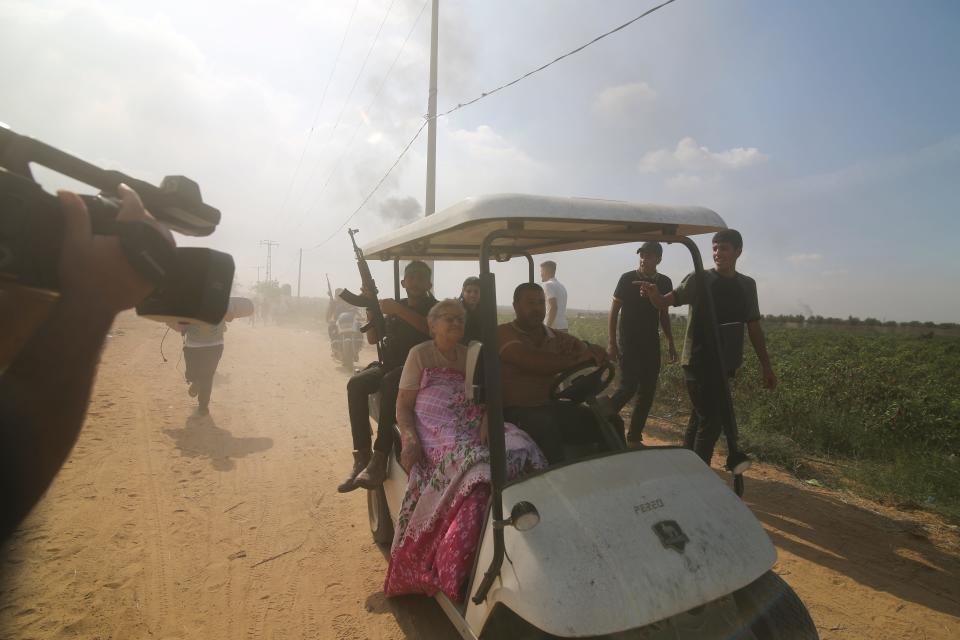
top-left (327, 287), bottom-right (355, 358)
top-left (641, 229), bottom-right (776, 465)
top-left (459, 276), bottom-right (482, 344)
top-left (540, 260), bottom-right (568, 332)
top-left (606, 242), bottom-right (677, 446)
top-left (171, 316), bottom-right (232, 418)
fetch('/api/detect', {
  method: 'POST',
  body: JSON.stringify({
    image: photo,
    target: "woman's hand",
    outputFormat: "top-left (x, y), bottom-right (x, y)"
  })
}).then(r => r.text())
top-left (400, 430), bottom-right (423, 472)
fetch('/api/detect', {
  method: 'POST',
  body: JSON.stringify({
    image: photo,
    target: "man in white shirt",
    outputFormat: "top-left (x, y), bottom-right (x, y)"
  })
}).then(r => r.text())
top-left (540, 260), bottom-right (569, 332)
top-left (178, 321), bottom-right (226, 417)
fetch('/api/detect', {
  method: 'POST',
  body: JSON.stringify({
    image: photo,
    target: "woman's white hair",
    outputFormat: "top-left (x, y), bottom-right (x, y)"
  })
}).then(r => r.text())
top-left (427, 299), bottom-right (466, 326)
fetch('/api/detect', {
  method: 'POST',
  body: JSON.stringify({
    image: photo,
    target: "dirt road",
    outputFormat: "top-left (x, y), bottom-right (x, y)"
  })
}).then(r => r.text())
top-left (1, 316), bottom-right (958, 639)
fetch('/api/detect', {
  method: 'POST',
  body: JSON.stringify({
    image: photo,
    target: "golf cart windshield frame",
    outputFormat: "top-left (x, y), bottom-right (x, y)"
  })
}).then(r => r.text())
top-left (366, 195), bottom-right (741, 605)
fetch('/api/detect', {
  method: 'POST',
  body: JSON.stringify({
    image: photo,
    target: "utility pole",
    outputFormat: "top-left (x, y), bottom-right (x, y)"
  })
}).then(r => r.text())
top-left (297, 248), bottom-right (303, 298)
top-left (425, 0), bottom-right (439, 218)
top-left (260, 240), bottom-right (279, 282)
top-left (423, 0), bottom-right (440, 282)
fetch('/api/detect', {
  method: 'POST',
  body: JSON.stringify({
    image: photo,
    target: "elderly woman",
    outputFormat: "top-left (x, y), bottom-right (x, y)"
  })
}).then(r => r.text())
top-left (384, 299), bottom-right (546, 602)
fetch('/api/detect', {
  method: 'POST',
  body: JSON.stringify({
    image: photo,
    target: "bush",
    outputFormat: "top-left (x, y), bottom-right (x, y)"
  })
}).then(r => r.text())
top-left (570, 317), bottom-right (960, 522)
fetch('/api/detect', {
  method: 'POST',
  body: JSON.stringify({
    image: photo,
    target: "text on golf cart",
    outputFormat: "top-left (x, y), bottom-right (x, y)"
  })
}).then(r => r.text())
top-left (634, 499), bottom-right (665, 514)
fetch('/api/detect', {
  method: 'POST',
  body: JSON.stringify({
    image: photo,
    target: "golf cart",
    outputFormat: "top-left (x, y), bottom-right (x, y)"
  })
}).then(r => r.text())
top-left (359, 194), bottom-right (818, 639)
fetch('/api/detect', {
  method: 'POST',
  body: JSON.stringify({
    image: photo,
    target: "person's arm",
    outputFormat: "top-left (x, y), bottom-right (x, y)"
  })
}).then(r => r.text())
top-left (545, 297), bottom-right (558, 329)
top-left (639, 283), bottom-right (675, 310)
top-left (500, 341), bottom-right (582, 375)
top-left (747, 320), bottom-right (777, 389)
top-left (607, 299), bottom-right (622, 359)
top-left (380, 299), bottom-right (429, 335)
top-left (164, 320), bottom-right (187, 334)
top-left (364, 307), bottom-right (379, 344)
top-left (0, 186), bottom-right (169, 540)
top-left (659, 307), bottom-right (678, 363)
top-left (500, 333), bottom-right (605, 376)
top-left (396, 388), bottom-right (422, 471)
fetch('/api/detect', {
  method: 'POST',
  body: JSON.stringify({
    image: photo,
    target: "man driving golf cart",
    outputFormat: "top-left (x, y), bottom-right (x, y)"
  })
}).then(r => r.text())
top-left (498, 282), bottom-right (611, 463)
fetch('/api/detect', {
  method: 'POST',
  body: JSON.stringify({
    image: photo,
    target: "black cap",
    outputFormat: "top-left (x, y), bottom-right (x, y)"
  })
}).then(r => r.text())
top-left (636, 241), bottom-right (662, 256)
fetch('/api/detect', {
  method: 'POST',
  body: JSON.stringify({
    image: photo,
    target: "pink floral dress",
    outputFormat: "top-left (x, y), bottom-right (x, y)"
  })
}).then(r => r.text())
top-left (383, 367), bottom-right (546, 602)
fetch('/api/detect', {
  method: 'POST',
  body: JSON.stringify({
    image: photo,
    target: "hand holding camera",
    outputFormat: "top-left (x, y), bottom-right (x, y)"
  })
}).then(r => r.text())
top-left (57, 184), bottom-right (173, 316)
top-left (0, 125), bottom-right (234, 326)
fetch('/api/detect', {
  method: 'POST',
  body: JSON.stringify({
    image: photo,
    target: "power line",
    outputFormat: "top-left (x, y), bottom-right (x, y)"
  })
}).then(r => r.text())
top-left (290, 0), bottom-right (429, 235)
top-left (276, 0), bottom-right (361, 227)
top-left (314, 0), bottom-right (679, 248)
top-left (435, 0), bottom-right (677, 120)
top-left (313, 119), bottom-right (428, 248)
top-left (292, 0), bottom-right (400, 219)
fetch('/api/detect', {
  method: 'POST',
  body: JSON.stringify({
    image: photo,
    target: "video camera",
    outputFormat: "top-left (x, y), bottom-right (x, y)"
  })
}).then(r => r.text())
top-left (0, 125), bottom-right (234, 324)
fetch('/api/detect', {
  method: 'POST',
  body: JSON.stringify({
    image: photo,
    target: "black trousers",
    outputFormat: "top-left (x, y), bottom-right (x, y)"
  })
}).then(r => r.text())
top-left (346, 364), bottom-right (401, 453)
top-left (682, 366), bottom-right (729, 464)
top-left (183, 344), bottom-right (224, 409)
top-left (609, 348), bottom-right (660, 439)
top-left (504, 404), bottom-right (600, 465)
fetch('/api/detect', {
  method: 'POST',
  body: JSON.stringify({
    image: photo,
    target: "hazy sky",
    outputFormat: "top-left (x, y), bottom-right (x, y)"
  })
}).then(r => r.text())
top-left (2, 0), bottom-right (958, 321)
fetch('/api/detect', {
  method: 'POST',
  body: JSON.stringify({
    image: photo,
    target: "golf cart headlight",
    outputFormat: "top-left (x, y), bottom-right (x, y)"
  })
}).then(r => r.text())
top-left (510, 501), bottom-right (540, 532)
top-left (494, 501), bottom-right (541, 532)
top-left (726, 451), bottom-right (752, 475)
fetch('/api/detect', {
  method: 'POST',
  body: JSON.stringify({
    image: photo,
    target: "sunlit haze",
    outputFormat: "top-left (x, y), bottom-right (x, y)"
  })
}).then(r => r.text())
top-left (2, 0), bottom-right (958, 321)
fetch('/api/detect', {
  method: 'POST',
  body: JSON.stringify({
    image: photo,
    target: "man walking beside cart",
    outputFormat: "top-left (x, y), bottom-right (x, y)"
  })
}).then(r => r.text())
top-left (641, 229), bottom-right (777, 465)
top-left (607, 241), bottom-right (677, 446)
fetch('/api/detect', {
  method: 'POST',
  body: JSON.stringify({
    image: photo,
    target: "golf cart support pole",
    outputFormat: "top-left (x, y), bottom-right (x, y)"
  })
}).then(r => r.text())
top-left (677, 237), bottom-right (748, 495)
top-left (473, 234), bottom-right (509, 604)
top-left (393, 259), bottom-right (401, 299)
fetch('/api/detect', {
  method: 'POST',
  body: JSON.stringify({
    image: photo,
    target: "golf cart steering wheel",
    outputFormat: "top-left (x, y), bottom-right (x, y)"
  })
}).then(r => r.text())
top-left (548, 360), bottom-right (615, 405)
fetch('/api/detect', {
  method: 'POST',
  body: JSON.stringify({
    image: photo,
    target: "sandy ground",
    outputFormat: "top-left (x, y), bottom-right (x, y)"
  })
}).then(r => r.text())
top-left (1, 314), bottom-right (958, 639)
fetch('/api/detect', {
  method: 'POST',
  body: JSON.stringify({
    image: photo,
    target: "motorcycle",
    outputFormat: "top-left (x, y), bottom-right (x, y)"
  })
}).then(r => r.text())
top-left (330, 310), bottom-right (364, 370)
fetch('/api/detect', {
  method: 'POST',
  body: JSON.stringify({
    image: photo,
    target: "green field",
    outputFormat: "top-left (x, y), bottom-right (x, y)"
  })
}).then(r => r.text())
top-left (567, 315), bottom-right (960, 524)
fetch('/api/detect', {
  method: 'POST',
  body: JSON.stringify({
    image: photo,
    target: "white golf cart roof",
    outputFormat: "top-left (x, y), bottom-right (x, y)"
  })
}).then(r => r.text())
top-left (362, 193), bottom-right (726, 261)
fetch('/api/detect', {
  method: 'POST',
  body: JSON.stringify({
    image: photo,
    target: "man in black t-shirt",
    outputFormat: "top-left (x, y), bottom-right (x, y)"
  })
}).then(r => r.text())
top-left (641, 230), bottom-right (776, 465)
top-left (606, 242), bottom-right (677, 445)
top-left (338, 261), bottom-right (436, 493)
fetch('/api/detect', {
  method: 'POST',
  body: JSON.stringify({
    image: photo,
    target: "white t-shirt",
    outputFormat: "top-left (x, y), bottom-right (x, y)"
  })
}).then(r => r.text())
top-left (542, 278), bottom-right (569, 330)
top-left (399, 342), bottom-right (468, 390)
top-left (184, 321), bottom-right (226, 347)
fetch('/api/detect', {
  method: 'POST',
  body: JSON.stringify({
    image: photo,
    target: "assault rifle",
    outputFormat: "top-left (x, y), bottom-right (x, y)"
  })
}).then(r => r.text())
top-left (339, 228), bottom-right (386, 359)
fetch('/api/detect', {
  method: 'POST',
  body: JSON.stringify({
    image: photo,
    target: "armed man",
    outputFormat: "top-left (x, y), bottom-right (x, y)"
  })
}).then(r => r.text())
top-left (337, 260), bottom-right (436, 492)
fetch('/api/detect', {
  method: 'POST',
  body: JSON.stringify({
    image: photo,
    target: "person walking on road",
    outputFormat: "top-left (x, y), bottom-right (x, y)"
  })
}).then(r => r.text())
top-left (172, 316), bottom-right (233, 418)
top-left (607, 242), bottom-right (677, 446)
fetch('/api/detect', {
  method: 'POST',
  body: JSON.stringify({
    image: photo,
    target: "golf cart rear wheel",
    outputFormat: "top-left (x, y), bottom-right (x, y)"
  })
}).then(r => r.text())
top-left (733, 571), bottom-right (819, 639)
top-left (367, 485), bottom-right (393, 546)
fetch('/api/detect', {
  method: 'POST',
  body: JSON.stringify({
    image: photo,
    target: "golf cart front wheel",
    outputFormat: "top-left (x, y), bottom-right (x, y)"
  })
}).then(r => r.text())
top-left (734, 571), bottom-right (819, 639)
top-left (367, 485), bottom-right (394, 546)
